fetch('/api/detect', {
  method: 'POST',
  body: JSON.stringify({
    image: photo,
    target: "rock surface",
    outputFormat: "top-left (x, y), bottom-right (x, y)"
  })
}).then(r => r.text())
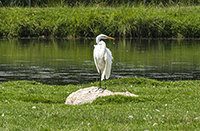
top-left (65, 86), bottom-right (138, 105)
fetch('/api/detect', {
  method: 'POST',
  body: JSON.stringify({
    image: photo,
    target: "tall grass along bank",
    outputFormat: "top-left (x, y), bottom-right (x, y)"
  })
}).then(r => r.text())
top-left (0, 77), bottom-right (199, 130)
top-left (1, 6), bottom-right (200, 38)
top-left (1, 0), bottom-right (199, 7)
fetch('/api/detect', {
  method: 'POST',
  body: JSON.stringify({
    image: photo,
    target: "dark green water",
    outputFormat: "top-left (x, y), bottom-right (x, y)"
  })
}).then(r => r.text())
top-left (0, 39), bottom-right (200, 85)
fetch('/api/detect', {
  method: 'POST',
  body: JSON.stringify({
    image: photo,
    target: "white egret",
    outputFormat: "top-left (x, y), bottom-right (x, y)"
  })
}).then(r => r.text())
top-left (93, 34), bottom-right (115, 89)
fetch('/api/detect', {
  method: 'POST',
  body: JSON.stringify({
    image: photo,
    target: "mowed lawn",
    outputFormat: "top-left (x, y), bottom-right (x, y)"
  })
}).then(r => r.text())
top-left (0, 77), bottom-right (199, 130)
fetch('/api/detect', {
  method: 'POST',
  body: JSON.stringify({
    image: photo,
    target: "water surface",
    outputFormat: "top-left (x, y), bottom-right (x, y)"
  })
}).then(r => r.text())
top-left (0, 39), bottom-right (200, 85)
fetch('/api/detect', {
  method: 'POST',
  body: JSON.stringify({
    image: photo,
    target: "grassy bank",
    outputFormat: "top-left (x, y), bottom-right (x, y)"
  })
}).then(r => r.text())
top-left (0, 77), bottom-right (199, 130)
top-left (1, 6), bottom-right (200, 38)
top-left (1, 0), bottom-right (199, 7)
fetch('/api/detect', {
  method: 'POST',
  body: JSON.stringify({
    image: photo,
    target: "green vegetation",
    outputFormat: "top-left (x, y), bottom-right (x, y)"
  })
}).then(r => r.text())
top-left (1, 5), bottom-right (200, 38)
top-left (1, 0), bottom-right (199, 7)
top-left (0, 77), bottom-right (199, 130)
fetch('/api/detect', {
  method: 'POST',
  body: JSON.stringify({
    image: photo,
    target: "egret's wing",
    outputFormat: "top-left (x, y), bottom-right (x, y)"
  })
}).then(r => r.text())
top-left (102, 48), bottom-right (113, 80)
top-left (93, 45), bottom-right (100, 73)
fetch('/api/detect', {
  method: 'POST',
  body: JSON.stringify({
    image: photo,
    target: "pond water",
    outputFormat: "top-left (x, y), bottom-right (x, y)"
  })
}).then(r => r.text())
top-left (0, 38), bottom-right (200, 85)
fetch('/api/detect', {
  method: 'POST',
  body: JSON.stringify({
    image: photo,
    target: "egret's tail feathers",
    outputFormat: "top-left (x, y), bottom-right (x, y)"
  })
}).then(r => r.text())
top-left (101, 65), bottom-right (111, 80)
top-left (101, 69), bottom-right (111, 81)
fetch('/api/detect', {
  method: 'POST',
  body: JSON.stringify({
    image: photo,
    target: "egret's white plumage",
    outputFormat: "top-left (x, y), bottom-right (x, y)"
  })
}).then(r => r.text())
top-left (93, 34), bottom-right (115, 89)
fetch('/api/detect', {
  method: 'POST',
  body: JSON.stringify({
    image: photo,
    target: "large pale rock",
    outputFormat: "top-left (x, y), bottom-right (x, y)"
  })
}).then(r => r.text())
top-left (65, 86), bottom-right (138, 105)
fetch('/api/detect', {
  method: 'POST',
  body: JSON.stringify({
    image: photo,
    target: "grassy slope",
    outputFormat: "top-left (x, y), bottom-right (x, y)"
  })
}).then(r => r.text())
top-left (1, 6), bottom-right (200, 38)
top-left (0, 77), bottom-right (199, 130)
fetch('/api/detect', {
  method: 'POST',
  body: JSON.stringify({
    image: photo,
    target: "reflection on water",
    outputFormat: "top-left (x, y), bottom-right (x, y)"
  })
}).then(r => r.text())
top-left (0, 39), bottom-right (200, 85)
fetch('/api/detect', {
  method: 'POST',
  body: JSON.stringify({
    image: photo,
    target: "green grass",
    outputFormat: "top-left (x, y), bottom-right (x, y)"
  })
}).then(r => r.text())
top-left (1, 5), bottom-right (200, 38)
top-left (0, 77), bottom-right (199, 130)
top-left (1, 0), bottom-right (199, 7)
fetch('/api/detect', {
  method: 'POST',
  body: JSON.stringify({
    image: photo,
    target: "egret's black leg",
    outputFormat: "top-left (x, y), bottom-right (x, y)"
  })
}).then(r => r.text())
top-left (104, 78), bottom-right (107, 89)
top-left (99, 71), bottom-right (101, 88)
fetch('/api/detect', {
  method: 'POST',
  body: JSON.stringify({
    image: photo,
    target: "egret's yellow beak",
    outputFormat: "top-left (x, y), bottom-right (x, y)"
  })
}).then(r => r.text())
top-left (107, 36), bottom-right (115, 40)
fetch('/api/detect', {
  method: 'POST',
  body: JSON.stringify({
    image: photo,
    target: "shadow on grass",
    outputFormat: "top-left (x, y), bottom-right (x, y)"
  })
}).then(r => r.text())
top-left (19, 95), bottom-right (153, 105)
top-left (20, 98), bottom-right (64, 104)
top-left (92, 95), bottom-right (153, 105)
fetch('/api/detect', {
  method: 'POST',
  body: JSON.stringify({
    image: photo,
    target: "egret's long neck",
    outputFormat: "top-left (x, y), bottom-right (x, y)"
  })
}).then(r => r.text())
top-left (96, 36), bottom-right (101, 44)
